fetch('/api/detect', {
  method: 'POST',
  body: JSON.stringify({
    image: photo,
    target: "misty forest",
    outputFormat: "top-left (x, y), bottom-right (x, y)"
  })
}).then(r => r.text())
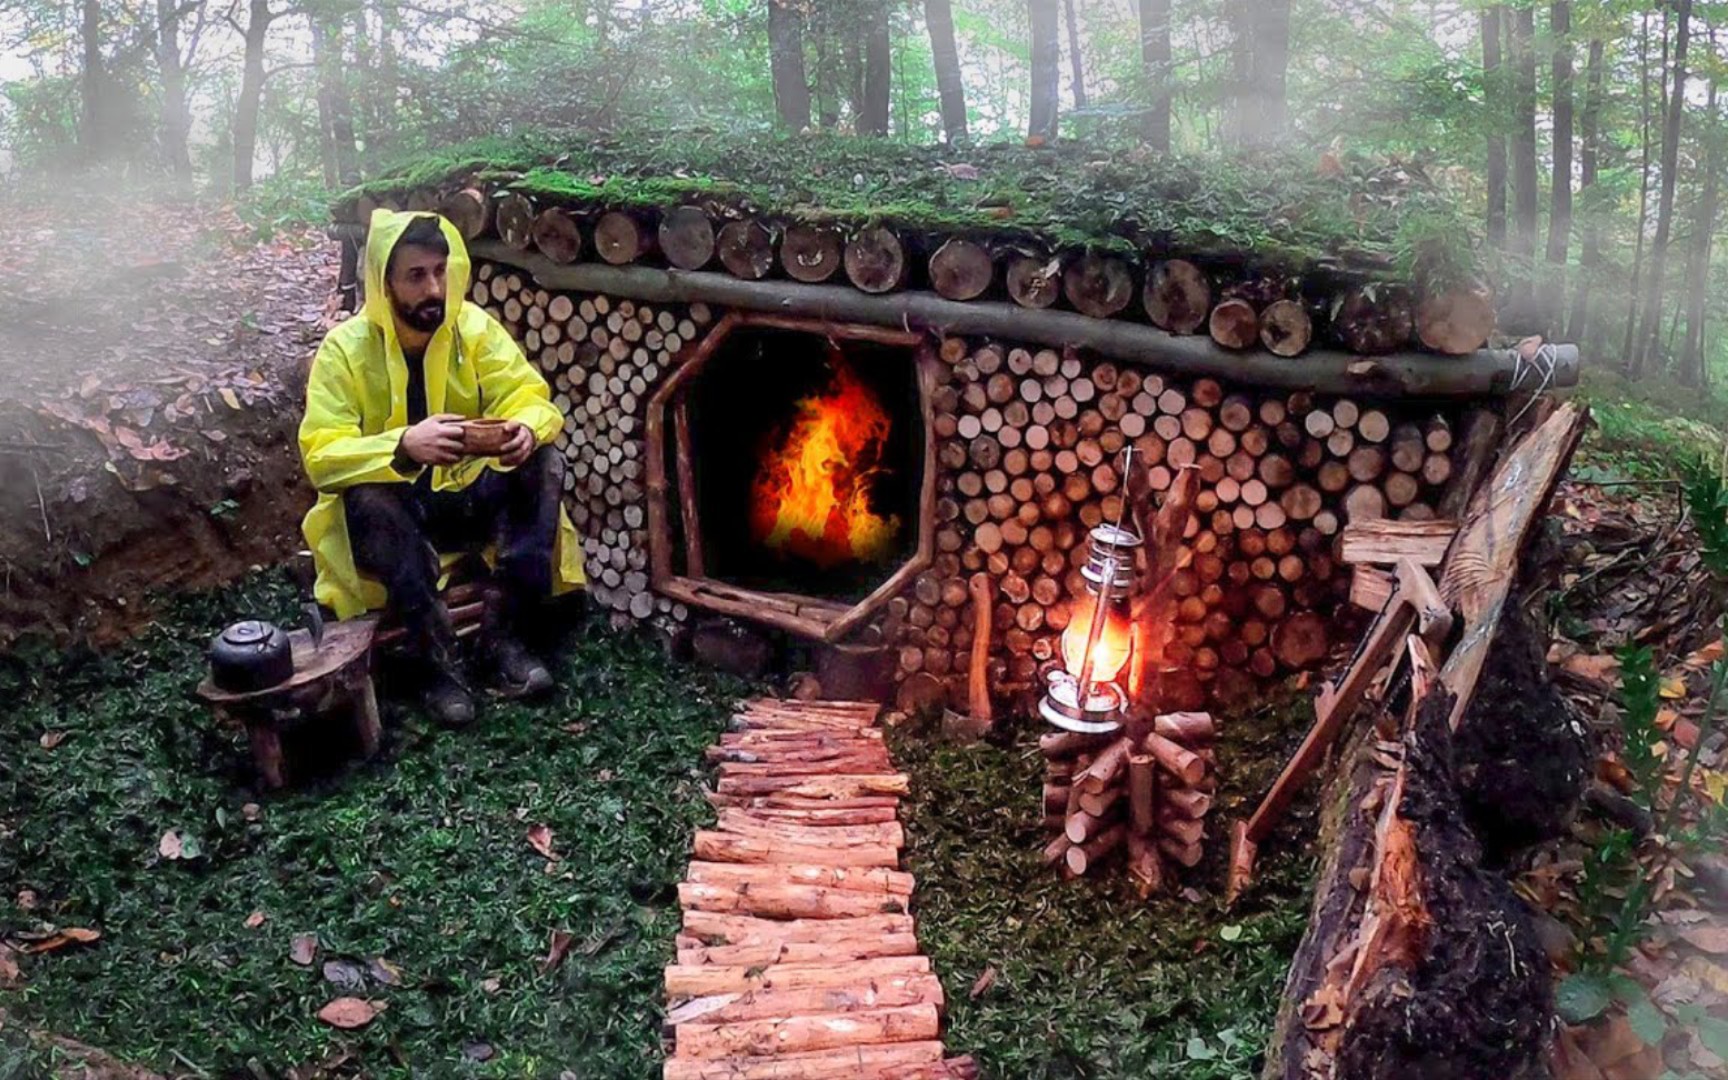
top-left (1, 2), bottom-right (1728, 1079)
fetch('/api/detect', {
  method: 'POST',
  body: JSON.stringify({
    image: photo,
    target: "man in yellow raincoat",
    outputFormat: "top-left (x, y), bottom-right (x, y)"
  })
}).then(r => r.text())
top-left (299, 210), bottom-right (584, 725)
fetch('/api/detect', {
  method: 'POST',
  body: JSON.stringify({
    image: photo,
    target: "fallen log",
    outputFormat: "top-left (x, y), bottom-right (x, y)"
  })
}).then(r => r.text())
top-left (673, 1003), bottom-right (941, 1059)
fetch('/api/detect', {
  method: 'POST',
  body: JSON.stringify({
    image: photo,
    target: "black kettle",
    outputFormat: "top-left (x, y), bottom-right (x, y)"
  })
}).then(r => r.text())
top-left (209, 620), bottom-right (294, 693)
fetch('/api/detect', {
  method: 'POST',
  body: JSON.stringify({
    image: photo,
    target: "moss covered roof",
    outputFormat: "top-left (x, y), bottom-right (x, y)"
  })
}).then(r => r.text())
top-left (336, 131), bottom-right (1477, 277)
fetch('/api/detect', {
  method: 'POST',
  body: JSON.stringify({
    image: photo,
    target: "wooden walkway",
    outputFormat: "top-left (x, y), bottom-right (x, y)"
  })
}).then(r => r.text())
top-left (661, 698), bottom-right (977, 1080)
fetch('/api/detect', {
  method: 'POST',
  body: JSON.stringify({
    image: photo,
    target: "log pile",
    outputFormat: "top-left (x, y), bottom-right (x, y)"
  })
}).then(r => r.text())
top-left (356, 185), bottom-right (1512, 362)
top-left (467, 255), bottom-right (1470, 716)
top-left (664, 698), bottom-right (978, 1080)
top-left (1037, 713), bottom-right (1217, 886)
top-left (467, 261), bottom-right (713, 624)
top-left (906, 339), bottom-right (1465, 713)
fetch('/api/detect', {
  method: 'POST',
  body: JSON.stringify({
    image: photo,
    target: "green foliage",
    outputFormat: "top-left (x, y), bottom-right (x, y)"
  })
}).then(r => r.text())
top-left (1, 571), bottom-right (750, 1077)
top-left (235, 172), bottom-right (335, 241)
top-left (1681, 458), bottom-right (1728, 581)
top-left (1617, 644), bottom-right (1664, 807)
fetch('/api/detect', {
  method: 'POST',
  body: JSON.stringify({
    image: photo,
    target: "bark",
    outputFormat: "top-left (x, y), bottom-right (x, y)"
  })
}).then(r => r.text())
top-left (1028, 0), bottom-right (1061, 141)
top-left (1636, 0), bottom-right (1694, 376)
top-left (1063, 0), bottom-right (1087, 110)
top-left (924, 0), bottom-right (967, 142)
top-left (1508, 7), bottom-right (1540, 298)
top-left (860, 1), bottom-right (892, 135)
top-left (1679, 73), bottom-right (1721, 387)
top-left (1565, 37), bottom-right (1606, 344)
top-left (767, 1), bottom-right (812, 131)
top-left (1228, 0), bottom-right (1292, 148)
top-left (154, 0), bottom-right (194, 183)
top-left (1139, 0), bottom-right (1172, 151)
top-left (1543, 2), bottom-right (1574, 330)
top-left (231, 0), bottom-right (273, 194)
top-left (1482, 8), bottom-right (1507, 248)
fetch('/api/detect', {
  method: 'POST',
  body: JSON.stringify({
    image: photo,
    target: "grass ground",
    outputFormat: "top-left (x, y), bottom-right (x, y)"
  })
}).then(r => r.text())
top-left (892, 698), bottom-right (1318, 1080)
top-left (1, 572), bottom-right (1320, 1079)
top-left (1, 575), bottom-right (748, 1078)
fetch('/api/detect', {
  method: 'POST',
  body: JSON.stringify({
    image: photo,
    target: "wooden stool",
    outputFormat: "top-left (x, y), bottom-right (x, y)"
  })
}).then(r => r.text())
top-left (197, 618), bottom-right (382, 790)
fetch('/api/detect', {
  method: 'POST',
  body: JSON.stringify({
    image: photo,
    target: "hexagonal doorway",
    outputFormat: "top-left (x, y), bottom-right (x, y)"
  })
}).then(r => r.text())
top-left (646, 313), bottom-right (937, 641)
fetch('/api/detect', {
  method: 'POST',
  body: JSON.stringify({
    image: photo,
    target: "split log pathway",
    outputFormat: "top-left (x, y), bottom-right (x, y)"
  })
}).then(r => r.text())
top-left (661, 698), bottom-right (977, 1080)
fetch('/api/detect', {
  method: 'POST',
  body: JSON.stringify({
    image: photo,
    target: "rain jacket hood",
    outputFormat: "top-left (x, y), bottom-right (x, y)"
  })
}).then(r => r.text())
top-left (298, 209), bottom-right (585, 618)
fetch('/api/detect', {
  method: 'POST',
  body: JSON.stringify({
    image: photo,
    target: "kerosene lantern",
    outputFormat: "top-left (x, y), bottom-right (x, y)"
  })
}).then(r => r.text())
top-left (1039, 518), bottom-right (1142, 734)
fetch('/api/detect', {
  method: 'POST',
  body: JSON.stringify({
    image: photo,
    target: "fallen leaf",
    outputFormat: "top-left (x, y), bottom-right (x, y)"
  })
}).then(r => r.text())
top-left (157, 829), bottom-right (200, 860)
top-left (322, 959), bottom-right (365, 990)
top-left (242, 803), bottom-right (261, 821)
top-left (0, 944), bottom-right (20, 985)
top-left (1678, 925), bottom-right (1728, 955)
top-left (367, 956), bottom-right (404, 986)
top-left (245, 910), bottom-right (267, 929)
top-left (218, 387), bottom-right (242, 410)
top-left (15, 889), bottom-right (36, 911)
top-left (1563, 653), bottom-right (1621, 686)
top-left (1659, 676), bottom-right (1687, 700)
top-left (526, 824), bottom-right (559, 861)
top-left (463, 1042), bottom-right (495, 1062)
top-left (290, 934), bottom-right (318, 966)
top-left (539, 930), bottom-right (574, 975)
top-left (316, 997), bottom-right (378, 1029)
top-left (481, 976), bottom-right (502, 994)
top-left (968, 965), bottom-right (997, 1000)
top-left (19, 927), bottom-right (101, 954)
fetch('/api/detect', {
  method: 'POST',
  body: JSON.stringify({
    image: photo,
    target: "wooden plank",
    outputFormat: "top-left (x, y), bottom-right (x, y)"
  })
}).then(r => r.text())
top-left (673, 1003), bottom-right (940, 1059)
top-left (662, 1041), bottom-right (947, 1080)
top-left (1436, 401), bottom-right (1588, 730)
top-left (1338, 519), bottom-right (1457, 567)
top-left (665, 957), bottom-right (932, 997)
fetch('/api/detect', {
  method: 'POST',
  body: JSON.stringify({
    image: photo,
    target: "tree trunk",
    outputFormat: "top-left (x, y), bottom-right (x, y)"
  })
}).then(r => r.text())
top-left (1636, 0), bottom-right (1694, 376)
top-left (311, 13), bottom-right (339, 189)
top-left (1565, 37), bottom-right (1605, 344)
top-left (1139, 0), bottom-right (1172, 151)
top-left (1482, 7), bottom-right (1507, 248)
top-left (924, 0), bottom-right (967, 142)
top-left (860, 1), bottom-right (891, 135)
top-left (1679, 73), bottom-right (1720, 387)
top-left (78, 0), bottom-right (107, 162)
top-left (1508, 5), bottom-right (1540, 317)
top-left (1063, 0), bottom-right (1087, 110)
top-left (1229, 0), bottom-right (1292, 148)
top-left (1622, 13), bottom-right (1656, 370)
top-left (768, 0), bottom-right (812, 131)
top-left (231, 0), bottom-right (272, 194)
top-left (154, 0), bottom-right (193, 184)
top-left (1543, 2), bottom-right (1573, 331)
top-left (1028, 0), bottom-right (1061, 141)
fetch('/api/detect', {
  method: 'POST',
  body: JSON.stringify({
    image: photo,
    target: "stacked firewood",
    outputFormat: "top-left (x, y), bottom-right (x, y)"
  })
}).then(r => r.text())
top-left (1038, 712), bottom-right (1217, 886)
top-left (902, 340), bottom-right (1462, 712)
top-left (366, 186), bottom-right (1498, 359)
top-left (468, 261), bottom-right (710, 624)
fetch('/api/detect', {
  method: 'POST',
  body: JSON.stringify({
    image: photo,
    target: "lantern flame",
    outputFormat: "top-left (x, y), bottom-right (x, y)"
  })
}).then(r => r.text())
top-left (1060, 595), bottom-right (1133, 686)
top-left (749, 344), bottom-right (899, 568)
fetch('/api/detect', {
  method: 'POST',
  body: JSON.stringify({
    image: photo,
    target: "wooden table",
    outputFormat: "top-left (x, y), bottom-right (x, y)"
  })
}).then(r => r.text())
top-left (197, 617), bottom-right (381, 790)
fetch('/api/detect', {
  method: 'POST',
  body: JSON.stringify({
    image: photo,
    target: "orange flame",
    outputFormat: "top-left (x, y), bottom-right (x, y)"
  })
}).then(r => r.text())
top-left (749, 346), bottom-right (900, 568)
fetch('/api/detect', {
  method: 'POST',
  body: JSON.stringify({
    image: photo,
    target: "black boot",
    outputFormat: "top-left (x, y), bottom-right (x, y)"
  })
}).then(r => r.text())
top-left (412, 604), bottom-right (476, 727)
top-left (480, 585), bottom-right (554, 699)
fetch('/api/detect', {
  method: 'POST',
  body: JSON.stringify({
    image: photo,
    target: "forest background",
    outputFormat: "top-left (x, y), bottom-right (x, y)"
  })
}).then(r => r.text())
top-left (2, 0), bottom-right (1726, 406)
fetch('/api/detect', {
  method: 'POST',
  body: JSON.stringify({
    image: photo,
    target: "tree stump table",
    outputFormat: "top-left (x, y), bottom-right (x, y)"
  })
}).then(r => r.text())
top-left (196, 618), bottom-right (382, 790)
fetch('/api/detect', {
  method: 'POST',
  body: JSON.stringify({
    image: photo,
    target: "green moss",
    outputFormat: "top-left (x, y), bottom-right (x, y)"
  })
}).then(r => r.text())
top-left (336, 131), bottom-right (1477, 275)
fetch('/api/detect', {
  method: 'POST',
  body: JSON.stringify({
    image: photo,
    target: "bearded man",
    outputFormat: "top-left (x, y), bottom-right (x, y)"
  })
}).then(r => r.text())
top-left (299, 210), bottom-right (585, 726)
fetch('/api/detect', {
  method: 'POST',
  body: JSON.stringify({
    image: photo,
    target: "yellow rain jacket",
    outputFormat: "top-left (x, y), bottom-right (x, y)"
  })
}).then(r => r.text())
top-left (299, 209), bottom-right (585, 618)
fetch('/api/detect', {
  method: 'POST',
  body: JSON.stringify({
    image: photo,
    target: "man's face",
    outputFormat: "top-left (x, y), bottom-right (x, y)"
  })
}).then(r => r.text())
top-left (387, 244), bottom-right (448, 334)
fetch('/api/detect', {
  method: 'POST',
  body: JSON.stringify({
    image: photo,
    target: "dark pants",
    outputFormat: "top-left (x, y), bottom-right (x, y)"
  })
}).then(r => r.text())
top-left (344, 446), bottom-right (564, 636)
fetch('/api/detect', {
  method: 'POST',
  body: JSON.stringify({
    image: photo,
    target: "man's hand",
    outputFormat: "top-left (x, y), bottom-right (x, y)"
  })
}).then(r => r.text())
top-left (399, 413), bottom-right (467, 466)
top-left (498, 420), bottom-right (536, 468)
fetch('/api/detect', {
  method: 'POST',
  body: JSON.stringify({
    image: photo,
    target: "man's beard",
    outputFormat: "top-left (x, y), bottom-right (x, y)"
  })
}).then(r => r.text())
top-left (395, 297), bottom-right (445, 333)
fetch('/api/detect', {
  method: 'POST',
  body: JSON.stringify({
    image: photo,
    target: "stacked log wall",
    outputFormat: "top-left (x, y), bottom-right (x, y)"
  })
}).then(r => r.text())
top-left (469, 258), bottom-right (1463, 710)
